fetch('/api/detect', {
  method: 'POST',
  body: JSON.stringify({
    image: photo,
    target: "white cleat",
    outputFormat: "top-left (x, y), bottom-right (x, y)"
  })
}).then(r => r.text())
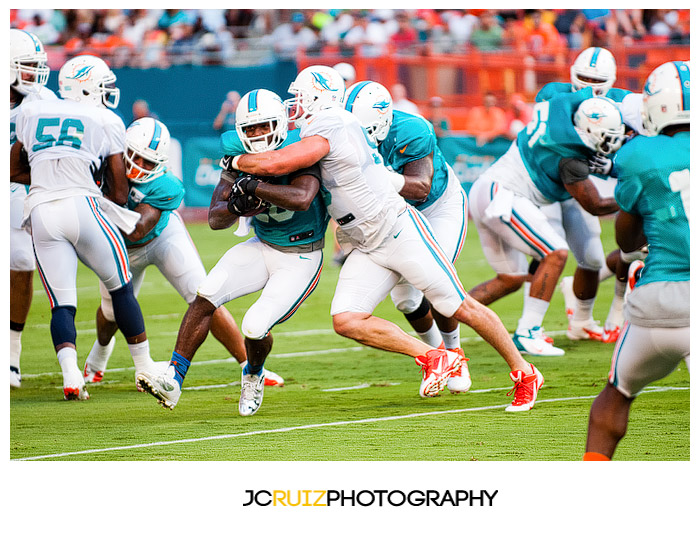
top-left (263, 368), bottom-right (284, 387)
top-left (10, 366), bottom-right (22, 388)
top-left (446, 349), bottom-right (472, 393)
top-left (136, 365), bottom-right (181, 410)
top-left (63, 367), bottom-right (89, 401)
top-left (567, 318), bottom-right (605, 341)
top-left (513, 327), bottom-right (565, 357)
top-left (239, 372), bottom-right (265, 416)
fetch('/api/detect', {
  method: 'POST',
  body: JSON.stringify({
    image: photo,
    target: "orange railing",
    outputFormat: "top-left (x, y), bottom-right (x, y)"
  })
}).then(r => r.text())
top-left (298, 44), bottom-right (689, 120)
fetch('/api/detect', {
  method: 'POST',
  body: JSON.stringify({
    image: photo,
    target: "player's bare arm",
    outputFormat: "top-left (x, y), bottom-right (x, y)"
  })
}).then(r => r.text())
top-left (614, 210), bottom-right (647, 253)
top-left (208, 176), bottom-right (238, 230)
top-left (105, 153), bottom-right (129, 206)
top-left (560, 158), bottom-right (618, 216)
top-left (251, 173), bottom-right (320, 211)
top-left (9, 142), bottom-right (31, 185)
top-left (400, 153), bottom-right (433, 201)
top-left (236, 135), bottom-right (330, 177)
top-left (124, 203), bottom-right (162, 243)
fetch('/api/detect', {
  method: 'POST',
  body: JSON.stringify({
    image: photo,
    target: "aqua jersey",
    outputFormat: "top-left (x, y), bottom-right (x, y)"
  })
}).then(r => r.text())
top-left (220, 128), bottom-right (330, 248)
top-left (613, 131), bottom-right (689, 285)
top-left (378, 109), bottom-right (449, 210)
top-left (516, 87), bottom-right (595, 202)
top-left (125, 169), bottom-right (185, 246)
top-left (536, 81), bottom-right (631, 104)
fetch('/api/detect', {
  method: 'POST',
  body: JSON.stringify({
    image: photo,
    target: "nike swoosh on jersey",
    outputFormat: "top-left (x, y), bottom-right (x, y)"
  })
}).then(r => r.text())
top-left (399, 145), bottom-right (408, 153)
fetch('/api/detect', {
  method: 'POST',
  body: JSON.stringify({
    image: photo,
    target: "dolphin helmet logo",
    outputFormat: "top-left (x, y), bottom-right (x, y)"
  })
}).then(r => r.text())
top-left (66, 63), bottom-right (96, 82)
top-left (372, 99), bottom-right (391, 114)
top-left (310, 71), bottom-right (339, 93)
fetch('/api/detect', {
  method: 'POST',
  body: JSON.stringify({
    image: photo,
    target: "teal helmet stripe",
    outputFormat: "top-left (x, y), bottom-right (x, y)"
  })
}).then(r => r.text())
top-left (589, 47), bottom-right (601, 67)
top-left (344, 81), bottom-right (372, 111)
top-left (674, 61), bottom-right (690, 111)
top-left (21, 29), bottom-right (42, 52)
top-left (149, 121), bottom-right (162, 151)
top-left (248, 89), bottom-right (259, 112)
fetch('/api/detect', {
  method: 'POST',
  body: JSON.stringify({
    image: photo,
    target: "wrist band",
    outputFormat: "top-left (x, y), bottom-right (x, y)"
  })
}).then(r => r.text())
top-left (230, 154), bottom-right (242, 170)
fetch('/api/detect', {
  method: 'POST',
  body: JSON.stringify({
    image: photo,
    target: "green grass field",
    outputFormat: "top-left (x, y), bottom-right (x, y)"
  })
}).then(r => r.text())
top-left (9, 217), bottom-right (690, 461)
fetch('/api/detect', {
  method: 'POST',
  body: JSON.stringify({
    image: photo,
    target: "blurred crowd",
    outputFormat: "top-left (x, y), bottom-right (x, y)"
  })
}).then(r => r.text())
top-left (11, 8), bottom-right (691, 68)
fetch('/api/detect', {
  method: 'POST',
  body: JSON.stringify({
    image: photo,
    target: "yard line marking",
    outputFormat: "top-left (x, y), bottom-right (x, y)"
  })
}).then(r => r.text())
top-left (12, 386), bottom-right (687, 461)
top-left (20, 347), bottom-right (366, 379)
top-left (322, 382), bottom-right (401, 392)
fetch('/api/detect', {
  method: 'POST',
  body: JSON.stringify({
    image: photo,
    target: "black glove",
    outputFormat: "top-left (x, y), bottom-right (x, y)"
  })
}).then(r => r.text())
top-left (231, 174), bottom-right (261, 197)
top-left (588, 153), bottom-right (613, 176)
top-left (227, 182), bottom-right (270, 217)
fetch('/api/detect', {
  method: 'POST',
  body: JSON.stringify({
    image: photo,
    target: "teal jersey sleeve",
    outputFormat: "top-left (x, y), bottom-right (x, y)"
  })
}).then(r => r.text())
top-left (613, 132), bottom-right (690, 284)
top-left (535, 82), bottom-right (572, 102)
top-left (125, 170), bottom-right (185, 245)
top-left (516, 89), bottom-right (594, 202)
top-left (379, 110), bottom-right (449, 209)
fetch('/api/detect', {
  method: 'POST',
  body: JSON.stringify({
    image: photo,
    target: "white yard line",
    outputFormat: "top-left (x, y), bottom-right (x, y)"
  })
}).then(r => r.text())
top-left (11, 386), bottom-right (687, 461)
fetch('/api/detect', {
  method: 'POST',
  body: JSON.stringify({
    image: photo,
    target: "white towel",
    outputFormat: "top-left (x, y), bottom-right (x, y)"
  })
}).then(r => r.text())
top-left (234, 216), bottom-right (252, 237)
top-left (484, 185), bottom-right (514, 223)
top-left (97, 197), bottom-right (142, 234)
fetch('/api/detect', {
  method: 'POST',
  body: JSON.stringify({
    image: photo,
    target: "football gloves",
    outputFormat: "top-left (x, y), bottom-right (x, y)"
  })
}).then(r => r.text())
top-left (226, 173), bottom-right (270, 217)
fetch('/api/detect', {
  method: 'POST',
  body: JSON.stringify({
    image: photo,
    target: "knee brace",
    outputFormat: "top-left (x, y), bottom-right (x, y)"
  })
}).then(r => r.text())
top-left (109, 281), bottom-right (145, 338)
top-left (50, 305), bottom-right (77, 348)
top-left (403, 296), bottom-right (431, 321)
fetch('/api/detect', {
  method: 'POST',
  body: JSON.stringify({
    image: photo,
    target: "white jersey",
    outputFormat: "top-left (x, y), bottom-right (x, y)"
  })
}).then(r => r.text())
top-left (299, 107), bottom-right (406, 251)
top-left (620, 92), bottom-right (645, 135)
top-left (14, 98), bottom-right (126, 218)
top-left (10, 85), bottom-right (57, 147)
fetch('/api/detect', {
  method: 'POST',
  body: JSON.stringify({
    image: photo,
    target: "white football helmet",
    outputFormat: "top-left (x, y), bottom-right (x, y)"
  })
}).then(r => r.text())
top-left (570, 47), bottom-right (617, 95)
top-left (124, 117), bottom-right (170, 183)
top-left (285, 65), bottom-right (345, 126)
top-left (642, 61), bottom-right (690, 135)
top-left (10, 29), bottom-right (50, 95)
top-left (235, 89), bottom-right (288, 153)
top-left (58, 55), bottom-right (120, 109)
top-left (574, 96), bottom-right (625, 155)
top-left (344, 81), bottom-right (394, 144)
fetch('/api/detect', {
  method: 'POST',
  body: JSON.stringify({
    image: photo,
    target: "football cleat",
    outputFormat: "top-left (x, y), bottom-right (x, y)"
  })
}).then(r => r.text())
top-left (136, 365), bottom-right (181, 410)
top-left (513, 327), bottom-right (565, 357)
top-left (505, 364), bottom-right (544, 412)
top-left (415, 348), bottom-right (462, 398)
top-left (10, 366), bottom-right (21, 388)
top-left (446, 348), bottom-right (472, 393)
top-left (601, 326), bottom-right (621, 344)
top-left (63, 367), bottom-right (89, 401)
top-left (567, 318), bottom-right (604, 341)
top-left (559, 276), bottom-right (576, 319)
top-left (239, 372), bottom-right (265, 416)
top-left (263, 367), bottom-right (284, 387)
top-left (83, 363), bottom-right (104, 384)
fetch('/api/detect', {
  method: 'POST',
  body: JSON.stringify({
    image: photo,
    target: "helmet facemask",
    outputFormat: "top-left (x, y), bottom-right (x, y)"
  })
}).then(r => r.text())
top-left (124, 118), bottom-right (169, 183)
top-left (235, 89), bottom-right (288, 153)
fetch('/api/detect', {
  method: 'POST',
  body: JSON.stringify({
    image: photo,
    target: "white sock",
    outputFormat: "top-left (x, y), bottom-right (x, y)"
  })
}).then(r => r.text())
top-left (57, 346), bottom-right (79, 375)
top-left (416, 322), bottom-right (443, 348)
top-left (86, 338), bottom-right (115, 371)
top-left (10, 329), bottom-right (22, 370)
top-left (127, 340), bottom-right (153, 371)
top-left (517, 296), bottom-right (550, 333)
top-left (573, 297), bottom-right (596, 323)
top-left (605, 290), bottom-right (625, 330)
top-left (440, 327), bottom-right (461, 350)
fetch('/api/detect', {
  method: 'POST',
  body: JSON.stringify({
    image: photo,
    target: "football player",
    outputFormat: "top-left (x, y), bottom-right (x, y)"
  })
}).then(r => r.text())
top-left (10, 54), bottom-right (159, 400)
top-left (584, 61), bottom-right (689, 460)
top-left (9, 29), bottom-right (56, 388)
top-left (137, 89), bottom-right (328, 414)
top-left (536, 47), bottom-right (645, 344)
top-left (82, 117), bottom-right (284, 388)
top-left (344, 80), bottom-right (471, 394)
top-left (209, 65), bottom-right (544, 411)
top-left (468, 93), bottom-right (622, 357)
